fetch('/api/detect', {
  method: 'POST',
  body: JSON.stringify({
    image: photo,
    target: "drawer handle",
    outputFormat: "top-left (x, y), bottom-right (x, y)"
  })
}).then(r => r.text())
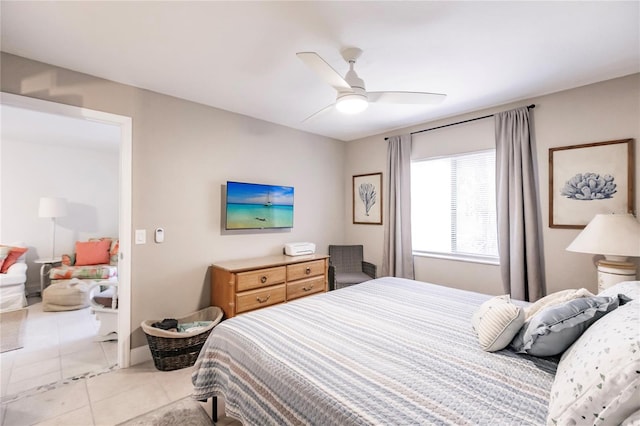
top-left (303, 284), bottom-right (314, 292)
top-left (256, 294), bottom-right (271, 303)
top-left (260, 276), bottom-right (267, 284)
top-left (305, 267), bottom-right (311, 275)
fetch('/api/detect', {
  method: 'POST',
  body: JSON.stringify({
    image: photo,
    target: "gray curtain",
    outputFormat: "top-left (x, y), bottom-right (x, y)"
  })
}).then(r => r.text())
top-left (382, 134), bottom-right (414, 279)
top-left (495, 107), bottom-right (543, 301)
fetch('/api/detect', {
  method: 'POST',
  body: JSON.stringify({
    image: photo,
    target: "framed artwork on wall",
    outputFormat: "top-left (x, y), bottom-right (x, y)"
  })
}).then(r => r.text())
top-left (549, 139), bottom-right (634, 229)
top-left (353, 172), bottom-right (382, 225)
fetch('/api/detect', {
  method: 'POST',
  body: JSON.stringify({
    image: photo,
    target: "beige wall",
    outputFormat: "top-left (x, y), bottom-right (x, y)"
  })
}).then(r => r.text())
top-left (1, 53), bottom-right (346, 348)
top-left (345, 73), bottom-right (640, 297)
top-left (2, 51), bottom-right (638, 346)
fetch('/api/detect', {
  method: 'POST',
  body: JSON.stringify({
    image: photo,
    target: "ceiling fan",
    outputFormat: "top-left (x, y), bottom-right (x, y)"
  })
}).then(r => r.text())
top-left (296, 47), bottom-right (446, 121)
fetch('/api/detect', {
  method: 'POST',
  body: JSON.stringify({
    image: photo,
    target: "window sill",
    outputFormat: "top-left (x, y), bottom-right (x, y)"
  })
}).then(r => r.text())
top-left (412, 251), bottom-right (500, 266)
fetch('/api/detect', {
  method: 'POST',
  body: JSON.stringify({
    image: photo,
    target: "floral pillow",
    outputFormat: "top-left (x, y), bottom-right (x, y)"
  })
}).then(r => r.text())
top-left (61, 253), bottom-right (75, 266)
top-left (547, 300), bottom-right (640, 425)
top-left (599, 280), bottom-right (640, 301)
top-left (109, 239), bottom-right (119, 265)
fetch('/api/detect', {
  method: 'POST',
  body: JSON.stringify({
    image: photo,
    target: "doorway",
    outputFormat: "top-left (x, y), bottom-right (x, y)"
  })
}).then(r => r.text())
top-left (0, 92), bottom-right (132, 376)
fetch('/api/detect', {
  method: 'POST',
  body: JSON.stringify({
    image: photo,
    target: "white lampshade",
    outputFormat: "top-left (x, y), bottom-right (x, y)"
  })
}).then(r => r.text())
top-left (39, 197), bottom-right (68, 218)
top-left (566, 213), bottom-right (640, 261)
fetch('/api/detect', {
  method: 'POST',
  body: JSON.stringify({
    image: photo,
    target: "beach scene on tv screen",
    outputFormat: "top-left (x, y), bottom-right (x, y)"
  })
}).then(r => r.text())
top-left (226, 182), bottom-right (294, 229)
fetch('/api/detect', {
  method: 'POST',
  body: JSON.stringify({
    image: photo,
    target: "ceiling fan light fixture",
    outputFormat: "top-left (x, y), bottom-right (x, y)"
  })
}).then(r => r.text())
top-left (336, 93), bottom-right (368, 114)
top-left (297, 48), bottom-right (447, 122)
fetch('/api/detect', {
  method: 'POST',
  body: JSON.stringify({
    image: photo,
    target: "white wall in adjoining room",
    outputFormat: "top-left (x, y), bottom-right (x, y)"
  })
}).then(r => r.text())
top-left (344, 73), bottom-right (640, 297)
top-left (1, 131), bottom-right (119, 294)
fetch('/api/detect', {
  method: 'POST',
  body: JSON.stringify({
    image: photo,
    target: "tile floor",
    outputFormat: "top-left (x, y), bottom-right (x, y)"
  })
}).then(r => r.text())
top-left (0, 359), bottom-right (227, 425)
top-left (1, 298), bottom-right (238, 425)
top-left (1, 296), bottom-right (117, 401)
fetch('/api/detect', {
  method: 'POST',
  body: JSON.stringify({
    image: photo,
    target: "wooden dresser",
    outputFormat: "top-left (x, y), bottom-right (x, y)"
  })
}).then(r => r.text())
top-left (211, 254), bottom-right (329, 318)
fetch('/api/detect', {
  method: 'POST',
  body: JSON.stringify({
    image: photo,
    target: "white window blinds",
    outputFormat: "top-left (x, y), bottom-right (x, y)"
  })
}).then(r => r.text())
top-left (411, 149), bottom-right (498, 260)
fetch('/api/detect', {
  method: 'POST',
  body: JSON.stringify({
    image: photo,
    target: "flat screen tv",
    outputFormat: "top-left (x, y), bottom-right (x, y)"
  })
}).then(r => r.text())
top-left (225, 181), bottom-right (294, 230)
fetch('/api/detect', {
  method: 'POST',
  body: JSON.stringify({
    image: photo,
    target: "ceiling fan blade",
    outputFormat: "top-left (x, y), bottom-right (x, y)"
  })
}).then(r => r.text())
top-left (301, 102), bottom-right (335, 123)
top-left (296, 52), bottom-right (352, 92)
top-left (368, 91), bottom-right (446, 105)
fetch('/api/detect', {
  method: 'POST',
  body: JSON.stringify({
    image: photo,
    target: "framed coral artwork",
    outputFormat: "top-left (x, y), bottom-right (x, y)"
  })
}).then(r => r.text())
top-left (353, 172), bottom-right (382, 225)
top-left (549, 139), bottom-right (634, 229)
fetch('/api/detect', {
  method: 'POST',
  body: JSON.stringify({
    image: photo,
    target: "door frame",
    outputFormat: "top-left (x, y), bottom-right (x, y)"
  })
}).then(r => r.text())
top-left (1, 91), bottom-right (133, 368)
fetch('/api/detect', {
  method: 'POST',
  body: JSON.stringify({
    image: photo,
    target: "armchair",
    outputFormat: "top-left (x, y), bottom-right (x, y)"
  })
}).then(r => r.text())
top-left (0, 243), bottom-right (28, 311)
top-left (328, 245), bottom-right (377, 290)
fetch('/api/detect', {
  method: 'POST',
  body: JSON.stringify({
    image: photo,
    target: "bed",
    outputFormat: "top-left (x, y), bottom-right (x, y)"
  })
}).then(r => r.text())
top-left (192, 277), bottom-right (566, 425)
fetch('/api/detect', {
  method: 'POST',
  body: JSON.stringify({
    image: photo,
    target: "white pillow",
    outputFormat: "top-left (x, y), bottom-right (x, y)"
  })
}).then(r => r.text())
top-left (547, 300), bottom-right (640, 425)
top-left (599, 280), bottom-right (640, 301)
top-left (622, 408), bottom-right (640, 426)
top-left (525, 288), bottom-right (593, 320)
top-left (471, 295), bottom-right (524, 352)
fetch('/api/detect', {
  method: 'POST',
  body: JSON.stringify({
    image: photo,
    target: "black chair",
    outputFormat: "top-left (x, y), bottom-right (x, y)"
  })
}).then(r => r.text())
top-left (328, 245), bottom-right (377, 290)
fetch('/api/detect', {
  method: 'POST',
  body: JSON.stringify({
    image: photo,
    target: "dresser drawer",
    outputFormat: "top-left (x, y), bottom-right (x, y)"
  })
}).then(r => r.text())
top-left (237, 266), bottom-right (286, 292)
top-left (236, 284), bottom-right (286, 314)
top-left (287, 276), bottom-right (325, 300)
top-left (212, 255), bottom-right (328, 318)
top-left (287, 260), bottom-right (325, 281)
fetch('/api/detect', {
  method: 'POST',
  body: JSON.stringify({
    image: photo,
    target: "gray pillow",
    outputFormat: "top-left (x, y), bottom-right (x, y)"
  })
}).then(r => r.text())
top-left (510, 296), bottom-right (619, 357)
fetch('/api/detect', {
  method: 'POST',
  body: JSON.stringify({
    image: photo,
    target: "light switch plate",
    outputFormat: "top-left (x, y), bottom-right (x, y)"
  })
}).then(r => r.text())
top-left (135, 229), bottom-right (146, 244)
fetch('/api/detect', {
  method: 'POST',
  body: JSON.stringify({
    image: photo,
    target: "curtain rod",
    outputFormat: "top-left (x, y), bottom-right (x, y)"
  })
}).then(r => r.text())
top-left (385, 104), bottom-right (536, 140)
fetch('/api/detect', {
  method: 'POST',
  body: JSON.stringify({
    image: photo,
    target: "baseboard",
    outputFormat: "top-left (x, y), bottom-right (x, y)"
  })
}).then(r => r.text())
top-left (130, 344), bottom-right (152, 366)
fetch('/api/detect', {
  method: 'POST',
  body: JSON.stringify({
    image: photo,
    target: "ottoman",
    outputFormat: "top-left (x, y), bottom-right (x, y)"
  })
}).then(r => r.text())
top-left (42, 279), bottom-right (91, 312)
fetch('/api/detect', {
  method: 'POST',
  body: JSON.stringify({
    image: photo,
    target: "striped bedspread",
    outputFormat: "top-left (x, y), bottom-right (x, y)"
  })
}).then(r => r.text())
top-left (192, 277), bottom-right (558, 425)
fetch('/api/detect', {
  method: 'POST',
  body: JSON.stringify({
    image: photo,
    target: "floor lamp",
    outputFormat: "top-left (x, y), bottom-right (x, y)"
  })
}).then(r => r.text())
top-left (566, 213), bottom-right (640, 292)
top-left (39, 197), bottom-right (68, 260)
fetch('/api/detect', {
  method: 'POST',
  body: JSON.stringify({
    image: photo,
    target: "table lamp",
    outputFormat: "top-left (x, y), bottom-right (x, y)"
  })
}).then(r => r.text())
top-left (566, 213), bottom-right (640, 291)
top-left (39, 197), bottom-right (68, 259)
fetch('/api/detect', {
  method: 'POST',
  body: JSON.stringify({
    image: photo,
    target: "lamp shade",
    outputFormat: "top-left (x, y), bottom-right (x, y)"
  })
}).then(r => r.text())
top-left (39, 197), bottom-right (68, 218)
top-left (566, 213), bottom-right (640, 259)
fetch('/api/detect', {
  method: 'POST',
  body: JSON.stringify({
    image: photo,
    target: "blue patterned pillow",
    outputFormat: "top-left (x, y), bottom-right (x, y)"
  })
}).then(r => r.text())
top-left (510, 296), bottom-right (619, 357)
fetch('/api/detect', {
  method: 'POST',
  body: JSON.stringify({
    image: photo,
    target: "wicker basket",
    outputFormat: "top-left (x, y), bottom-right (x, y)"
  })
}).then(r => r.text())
top-left (141, 306), bottom-right (223, 371)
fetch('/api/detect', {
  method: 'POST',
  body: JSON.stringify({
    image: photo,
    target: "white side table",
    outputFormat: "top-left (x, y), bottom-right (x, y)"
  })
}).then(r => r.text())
top-left (34, 257), bottom-right (62, 295)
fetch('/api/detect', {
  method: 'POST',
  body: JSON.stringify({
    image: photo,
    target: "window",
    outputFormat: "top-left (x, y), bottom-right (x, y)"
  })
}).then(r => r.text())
top-left (411, 149), bottom-right (498, 262)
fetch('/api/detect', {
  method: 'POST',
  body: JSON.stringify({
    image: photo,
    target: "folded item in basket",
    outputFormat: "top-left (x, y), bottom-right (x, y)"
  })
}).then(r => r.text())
top-left (152, 318), bottom-right (178, 330)
top-left (178, 321), bottom-right (213, 333)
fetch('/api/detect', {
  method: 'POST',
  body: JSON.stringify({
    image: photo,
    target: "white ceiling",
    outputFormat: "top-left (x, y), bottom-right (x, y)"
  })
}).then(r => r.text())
top-left (1, 105), bottom-right (120, 152)
top-left (1, 1), bottom-right (638, 142)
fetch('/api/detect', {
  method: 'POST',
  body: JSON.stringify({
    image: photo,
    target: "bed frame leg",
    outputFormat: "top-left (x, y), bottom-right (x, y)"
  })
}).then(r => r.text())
top-left (197, 397), bottom-right (217, 423)
top-left (211, 395), bottom-right (218, 422)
